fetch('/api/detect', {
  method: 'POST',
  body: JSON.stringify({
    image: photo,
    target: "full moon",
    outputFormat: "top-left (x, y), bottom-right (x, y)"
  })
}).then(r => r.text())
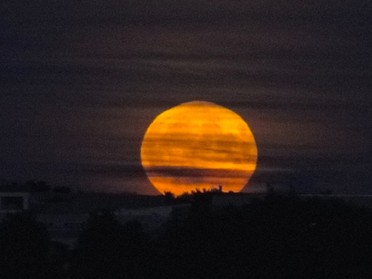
top-left (140, 101), bottom-right (257, 196)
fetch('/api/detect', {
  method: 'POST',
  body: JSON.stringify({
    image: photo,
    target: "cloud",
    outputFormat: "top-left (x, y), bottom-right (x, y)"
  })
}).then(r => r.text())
top-left (0, 0), bottom-right (371, 193)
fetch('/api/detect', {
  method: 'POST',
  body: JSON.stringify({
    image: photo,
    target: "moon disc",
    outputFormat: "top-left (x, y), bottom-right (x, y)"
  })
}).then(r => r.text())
top-left (140, 101), bottom-right (257, 195)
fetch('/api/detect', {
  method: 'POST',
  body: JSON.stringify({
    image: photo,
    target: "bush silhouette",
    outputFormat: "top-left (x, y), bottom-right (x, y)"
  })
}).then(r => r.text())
top-left (72, 211), bottom-right (150, 279)
top-left (0, 212), bottom-right (51, 279)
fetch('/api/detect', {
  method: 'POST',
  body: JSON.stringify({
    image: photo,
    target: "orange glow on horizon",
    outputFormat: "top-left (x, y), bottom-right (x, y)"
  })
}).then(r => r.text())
top-left (140, 101), bottom-right (257, 196)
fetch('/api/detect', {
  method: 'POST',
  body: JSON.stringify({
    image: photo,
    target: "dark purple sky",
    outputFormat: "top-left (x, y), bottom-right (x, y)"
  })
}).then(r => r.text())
top-left (1, 0), bottom-right (371, 194)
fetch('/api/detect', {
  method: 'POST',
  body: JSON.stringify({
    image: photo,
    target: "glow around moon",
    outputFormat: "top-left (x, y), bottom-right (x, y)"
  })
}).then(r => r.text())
top-left (140, 101), bottom-right (257, 196)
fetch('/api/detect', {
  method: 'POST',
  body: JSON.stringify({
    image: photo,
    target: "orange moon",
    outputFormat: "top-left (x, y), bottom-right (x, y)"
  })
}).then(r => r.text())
top-left (140, 101), bottom-right (257, 196)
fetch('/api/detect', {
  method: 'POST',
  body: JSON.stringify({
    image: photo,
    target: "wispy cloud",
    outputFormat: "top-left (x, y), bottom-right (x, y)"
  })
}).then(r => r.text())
top-left (0, 0), bottom-right (371, 193)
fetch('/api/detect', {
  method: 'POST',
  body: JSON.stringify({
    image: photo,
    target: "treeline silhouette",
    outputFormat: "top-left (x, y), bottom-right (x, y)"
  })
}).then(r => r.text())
top-left (1, 194), bottom-right (372, 278)
top-left (0, 180), bottom-right (71, 193)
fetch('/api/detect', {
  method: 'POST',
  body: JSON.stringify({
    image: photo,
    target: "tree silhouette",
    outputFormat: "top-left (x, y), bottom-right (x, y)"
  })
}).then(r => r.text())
top-left (72, 211), bottom-right (150, 279)
top-left (0, 212), bottom-right (51, 279)
top-left (25, 180), bottom-right (51, 192)
top-left (158, 194), bottom-right (372, 279)
top-left (2, 192), bottom-right (371, 279)
top-left (53, 186), bottom-right (71, 194)
top-left (163, 191), bottom-right (176, 204)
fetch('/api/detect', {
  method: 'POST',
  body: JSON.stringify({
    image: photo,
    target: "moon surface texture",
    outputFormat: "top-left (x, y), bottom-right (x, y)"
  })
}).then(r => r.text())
top-left (141, 101), bottom-right (257, 196)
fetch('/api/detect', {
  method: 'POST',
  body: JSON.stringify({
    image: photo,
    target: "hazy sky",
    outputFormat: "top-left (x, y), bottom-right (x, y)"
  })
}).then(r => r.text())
top-left (1, 0), bottom-right (371, 194)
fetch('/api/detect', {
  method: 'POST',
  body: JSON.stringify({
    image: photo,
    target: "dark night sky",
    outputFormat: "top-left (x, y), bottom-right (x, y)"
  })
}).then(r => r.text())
top-left (1, 0), bottom-right (371, 194)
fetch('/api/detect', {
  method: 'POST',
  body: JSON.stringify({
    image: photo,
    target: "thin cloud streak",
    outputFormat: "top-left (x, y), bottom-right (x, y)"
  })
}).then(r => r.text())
top-left (0, 0), bottom-right (371, 193)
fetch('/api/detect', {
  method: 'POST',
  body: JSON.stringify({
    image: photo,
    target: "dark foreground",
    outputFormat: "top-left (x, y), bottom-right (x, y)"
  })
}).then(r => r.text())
top-left (1, 194), bottom-right (372, 279)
